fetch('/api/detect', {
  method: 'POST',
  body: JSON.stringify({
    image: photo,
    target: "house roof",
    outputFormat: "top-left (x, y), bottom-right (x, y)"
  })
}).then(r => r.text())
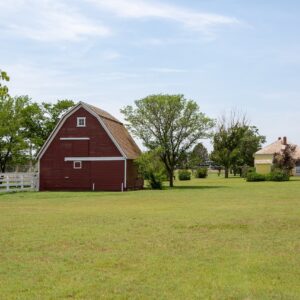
top-left (255, 138), bottom-right (300, 159)
top-left (83, 103), bottom-right (141, 159)
top-left (255, 139), bottom-right (285, 155)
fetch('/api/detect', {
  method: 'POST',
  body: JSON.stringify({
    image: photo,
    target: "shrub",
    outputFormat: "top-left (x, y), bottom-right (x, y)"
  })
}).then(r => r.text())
top-left (178, 170), bottom-right (191, 181)
top-left (195, 167), bottom-right (208, 178)
top-left (148, 172), bottom-right (164, 189)
top-left (267, 169), bottom-right (290, 182)
top-left (242, 166), bottom-right (256, 178)
top-left (246, 172), bottom-right (266, 182)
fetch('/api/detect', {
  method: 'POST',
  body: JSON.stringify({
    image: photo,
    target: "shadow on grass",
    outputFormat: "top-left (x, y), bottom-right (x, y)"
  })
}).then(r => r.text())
top-left (168, 185), bottom-right (228, 190)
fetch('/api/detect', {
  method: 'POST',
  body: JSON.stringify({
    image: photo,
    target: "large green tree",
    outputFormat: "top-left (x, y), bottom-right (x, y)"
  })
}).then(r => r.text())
top-left (121, 94), bottom-right (214, 187)
top-left (0, 69), bottom-right (75, 171)
top-left (211, 113), bottom-right (265, 178)
top-left (0, 96), bottom-right (31, 172)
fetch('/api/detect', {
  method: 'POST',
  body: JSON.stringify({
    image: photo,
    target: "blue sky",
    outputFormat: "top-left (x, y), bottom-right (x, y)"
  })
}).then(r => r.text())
top-left (1, 0), bottom-right (300, 149)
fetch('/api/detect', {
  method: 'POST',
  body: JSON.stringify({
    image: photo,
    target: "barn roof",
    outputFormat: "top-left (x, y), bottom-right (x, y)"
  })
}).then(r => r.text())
top-left (83, 103), bottom-right (141, 159)
top-left (37, 102), bottom-right (141, 160)
top-left (255, 137), bottom-right (300, 159)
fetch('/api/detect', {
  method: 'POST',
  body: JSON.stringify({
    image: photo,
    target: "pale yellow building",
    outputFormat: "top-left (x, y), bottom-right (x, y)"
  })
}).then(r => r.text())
top-left (254, 137), bottom-right (300, 176)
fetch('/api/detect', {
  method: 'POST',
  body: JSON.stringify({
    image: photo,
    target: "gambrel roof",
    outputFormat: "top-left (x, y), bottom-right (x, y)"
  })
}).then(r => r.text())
top-left (37, 102), bottom-right (141, 160)
top-left (84, 103), bottom-right (141, 159)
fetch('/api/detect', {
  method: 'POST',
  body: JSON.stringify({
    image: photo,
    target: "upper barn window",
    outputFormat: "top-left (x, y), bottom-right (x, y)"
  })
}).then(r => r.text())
top-left (77, 117), bottom-right (86, 127)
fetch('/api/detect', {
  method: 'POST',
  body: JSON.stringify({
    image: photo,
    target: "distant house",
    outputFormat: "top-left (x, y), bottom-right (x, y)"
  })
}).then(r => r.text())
top-left (254, 137), bottom-right (300, 176)
top-left (37, 102), bottom-right (143, 191)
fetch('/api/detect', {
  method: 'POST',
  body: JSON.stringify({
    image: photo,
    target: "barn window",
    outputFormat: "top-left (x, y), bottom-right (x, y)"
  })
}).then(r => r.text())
top-left (73, 161), bottom-right (82, 169)
top-left (77, 117), bottom-right (86, 127)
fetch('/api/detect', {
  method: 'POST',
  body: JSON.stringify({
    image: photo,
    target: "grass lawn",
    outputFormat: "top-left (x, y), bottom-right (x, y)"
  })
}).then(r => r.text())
top-left (0, 175), bottom-right (300, 299)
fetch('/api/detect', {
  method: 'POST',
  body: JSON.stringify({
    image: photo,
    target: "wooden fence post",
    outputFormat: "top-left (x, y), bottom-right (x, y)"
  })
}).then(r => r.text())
top-left (6, 175), bottom-right (9, 192)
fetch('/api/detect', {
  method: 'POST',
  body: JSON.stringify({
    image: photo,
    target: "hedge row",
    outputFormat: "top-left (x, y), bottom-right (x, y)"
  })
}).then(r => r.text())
top-left (246, 169), bottom-right (290, 182)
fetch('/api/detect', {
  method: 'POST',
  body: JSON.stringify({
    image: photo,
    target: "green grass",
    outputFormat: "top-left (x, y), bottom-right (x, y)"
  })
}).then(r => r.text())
top-left (1, 175), bottom-right (300, 299)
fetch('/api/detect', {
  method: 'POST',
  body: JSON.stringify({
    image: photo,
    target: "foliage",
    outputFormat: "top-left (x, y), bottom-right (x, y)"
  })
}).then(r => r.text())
top-left (241, 166), bottom-right (256, 178)
top-left (0, 70), bottom-right (9, 98)
top-left (0, 95), bottom-right (31, 172)
top-left (178, 169), bottom-right (191, 181)
top-left (266, 169), bottom-right (290, 182)
top-left (0, 70), bottom-right (75, 171)
top-left (135, 150), bottom-right (167, 189)
top-left (246, 169), bottom-right (290, 182)
top-left (273, 143), bottom-right (297, 174)
top-left (195, 167), bottom-right (208, 178)
top-left (188, 143), bottom-right (209, 168)
top-left (246, 172), bottom-right (266, 182)
top-left (40, 100), bottom-right (75, 141)
top-left (211, 112), bottom-right (265, 178)
top-left (121, 94), bottom-right (214, 187)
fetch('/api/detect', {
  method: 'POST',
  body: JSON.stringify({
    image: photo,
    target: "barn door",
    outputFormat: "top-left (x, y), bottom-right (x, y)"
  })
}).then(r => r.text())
top-left (61, 140), bottom-right (91, 190)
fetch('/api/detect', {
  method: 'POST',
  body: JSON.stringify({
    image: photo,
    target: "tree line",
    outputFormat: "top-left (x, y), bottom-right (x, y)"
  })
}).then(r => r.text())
top-left (1, 69), bottom-right (266, 183)
top-left (122, 95), bottom-right (266, 186)
top-left (0, 70), bottom-right (74, 172)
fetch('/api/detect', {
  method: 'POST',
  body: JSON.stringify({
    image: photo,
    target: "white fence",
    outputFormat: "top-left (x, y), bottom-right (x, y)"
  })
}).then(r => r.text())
top-left (0, 173), bottom-right (38, 193)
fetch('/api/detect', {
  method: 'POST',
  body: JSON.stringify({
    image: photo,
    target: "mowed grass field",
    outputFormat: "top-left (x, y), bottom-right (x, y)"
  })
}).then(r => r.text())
top-left (0, 175), bottom-right (300, 299)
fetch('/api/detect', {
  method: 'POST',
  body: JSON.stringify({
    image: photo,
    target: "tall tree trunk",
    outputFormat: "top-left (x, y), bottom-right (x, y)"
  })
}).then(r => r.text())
top-left (169, 169), bottom-right (174, 187)
top-left (225, 167), bottom-right (229, 178)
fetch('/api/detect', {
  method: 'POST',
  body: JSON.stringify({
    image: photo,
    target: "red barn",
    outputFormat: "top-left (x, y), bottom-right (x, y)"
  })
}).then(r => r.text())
top-left (37, 102), bottom-right (143, 191)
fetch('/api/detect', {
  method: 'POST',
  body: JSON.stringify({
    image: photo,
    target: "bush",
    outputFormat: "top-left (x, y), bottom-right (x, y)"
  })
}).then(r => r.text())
top-left (241, 166), bottom-right (256, 178)
top-left (148, 172), bottom-right (164, 189)
top-left (195, 167), bottom-right (208, 178)
top-left (178, 170), bottom-right (191, 181)
top-left (267, 169), bottom-right (290, 182)
top-left (246, 172), bottom-right (266, 182)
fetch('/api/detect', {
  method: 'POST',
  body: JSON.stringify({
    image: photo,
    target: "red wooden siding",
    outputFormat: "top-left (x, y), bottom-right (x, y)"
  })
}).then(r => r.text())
top-left (39, 106), bottom-right (143, 191)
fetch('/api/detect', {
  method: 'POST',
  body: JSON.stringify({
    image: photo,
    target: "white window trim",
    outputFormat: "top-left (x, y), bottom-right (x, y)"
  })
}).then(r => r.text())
top-left (60, 137), bottom-right (90, 141)
top-left (65, 157), bottom-right (125, 162)
top-left (73, 161), bottom-right (82, 169)
top-left (77, 117), bottom-right (86, 127)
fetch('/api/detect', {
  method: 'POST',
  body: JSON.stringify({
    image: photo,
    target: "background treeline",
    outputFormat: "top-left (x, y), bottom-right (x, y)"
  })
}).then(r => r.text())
top-left (0, 70), bottom-right (74, 172)
top-left (1, 68), bottom-right (267, 182)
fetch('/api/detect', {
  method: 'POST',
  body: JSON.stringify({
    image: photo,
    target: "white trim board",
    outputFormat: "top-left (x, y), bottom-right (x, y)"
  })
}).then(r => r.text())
top-left (64, 157), bottom-right (125, 162)
top-left (60, 137), bottom-right (90, 141)
top-left (36, 102), bottom-right (126, 160)
top-left (36, 103), bottom-right (82, 159)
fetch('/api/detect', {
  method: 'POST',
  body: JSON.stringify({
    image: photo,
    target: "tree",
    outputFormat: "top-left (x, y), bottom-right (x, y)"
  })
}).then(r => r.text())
top-left (211, 112), bottom-right (265, 178)
top-left (0, 69), bottom-right (75, 171)
top-left (0, 96), bottom-right (30, 172)
top-left (0, 70), bottom-right (9, 98)
top-left (121, 94), bottom-right (214, 187)
top-left (39, 100), bottom-right (75, 141)
top-left (273, 143), bottom-right (297, 174)
top-left (189, 143), bottom-right (209, 167)
top-left (135, 149), bottom-right (167, 189)
top-left (231, 126), bottom-right (266, 176)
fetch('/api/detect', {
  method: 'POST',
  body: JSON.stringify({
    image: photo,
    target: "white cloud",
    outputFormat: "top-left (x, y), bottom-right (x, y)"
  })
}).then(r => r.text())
top-left (102, 50), bottom-right (122, 61)
top-left (0, 0), bottom-right (111, 42)
top-left (149, 68), bottom-right (188, 73)
top-left (87, 0), bottom-right (239, 34)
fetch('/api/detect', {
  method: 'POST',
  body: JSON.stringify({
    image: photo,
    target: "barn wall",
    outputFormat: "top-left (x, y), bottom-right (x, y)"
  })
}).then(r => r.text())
top-left (40, 107), bottom-right (126, 191)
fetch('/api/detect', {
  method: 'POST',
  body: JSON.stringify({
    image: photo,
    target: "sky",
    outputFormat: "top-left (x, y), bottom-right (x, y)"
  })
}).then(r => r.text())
top-left (1, 0), bottom-right (300, 150)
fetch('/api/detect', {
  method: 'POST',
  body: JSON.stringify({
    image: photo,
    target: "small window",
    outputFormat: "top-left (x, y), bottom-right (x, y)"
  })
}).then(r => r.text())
top-left (73, 161), bottom-right (82, 169)
top-left (77, 117), bottom-right (86, 127)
